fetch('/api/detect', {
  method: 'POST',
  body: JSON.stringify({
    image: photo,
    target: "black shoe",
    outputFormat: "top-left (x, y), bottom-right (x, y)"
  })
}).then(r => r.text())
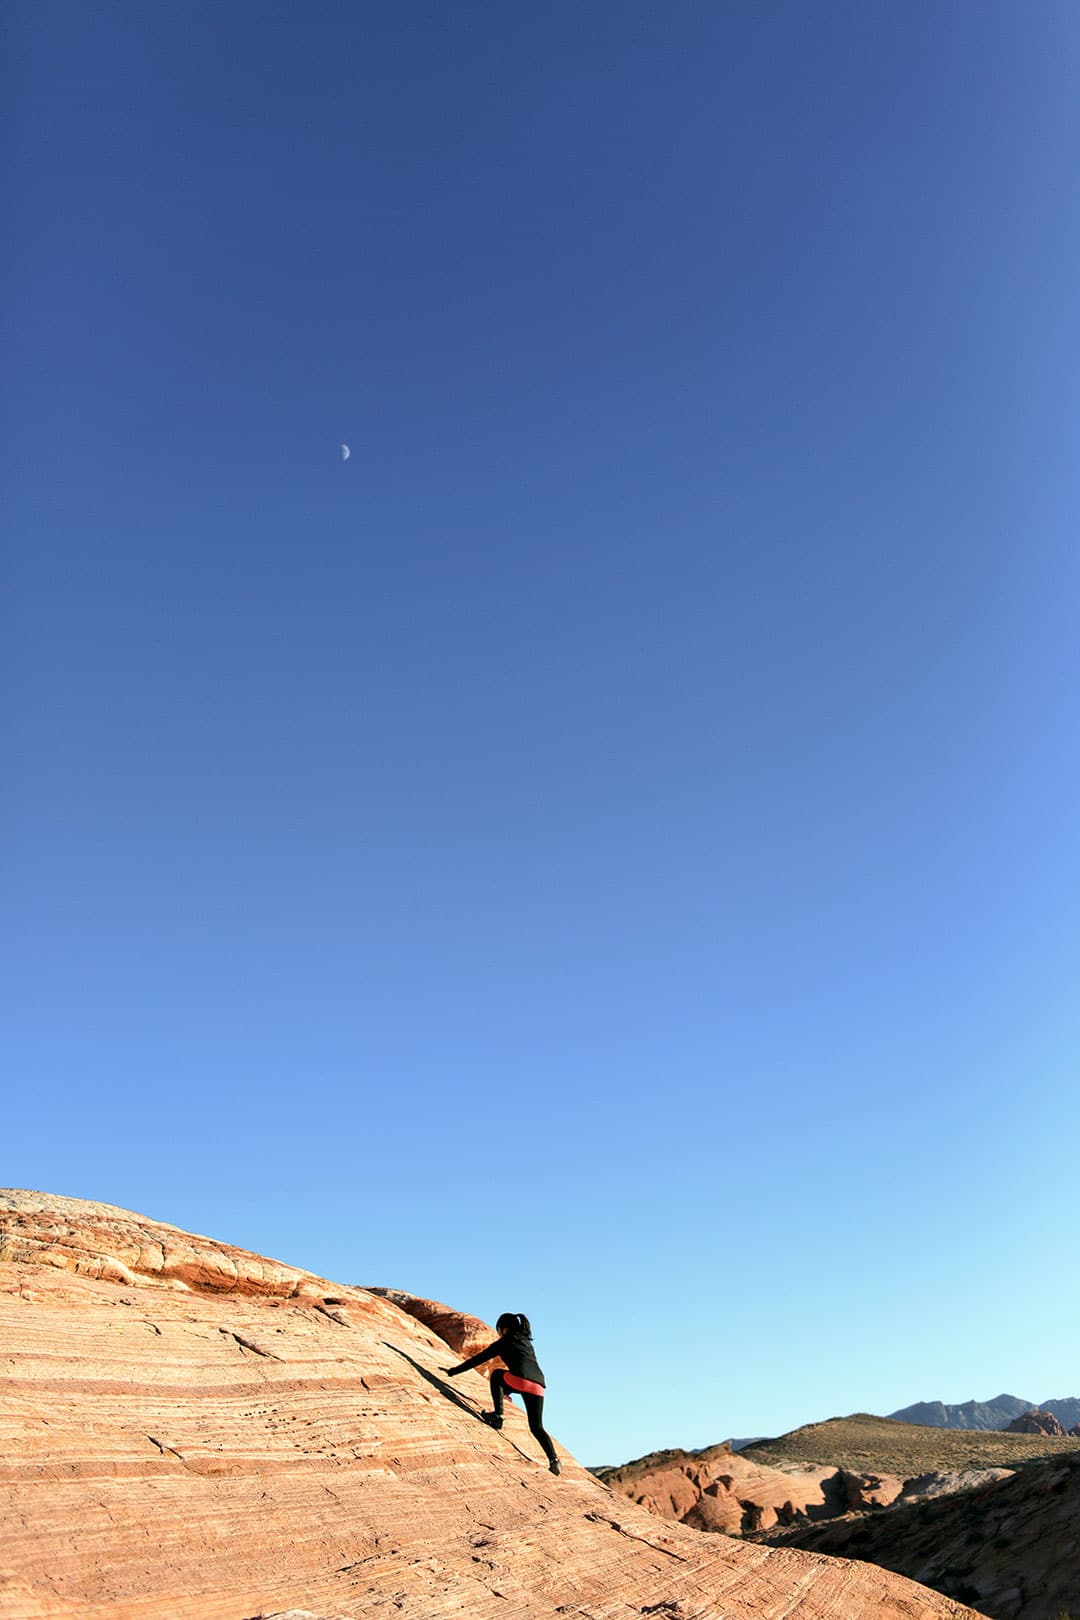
top-left (548, 1458), bottom-right (561, 1475)
top-left (481, 1411), bottom-right (503, 1430)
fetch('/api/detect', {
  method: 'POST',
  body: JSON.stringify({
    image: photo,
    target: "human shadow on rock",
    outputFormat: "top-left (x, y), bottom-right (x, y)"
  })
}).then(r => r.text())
top-left (383, 1344), bottom-right (486, 1422)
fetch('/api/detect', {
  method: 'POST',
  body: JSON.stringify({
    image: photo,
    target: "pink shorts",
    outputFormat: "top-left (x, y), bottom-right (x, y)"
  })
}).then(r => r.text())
top-left (503, 1372), bottom-right (545, 1398)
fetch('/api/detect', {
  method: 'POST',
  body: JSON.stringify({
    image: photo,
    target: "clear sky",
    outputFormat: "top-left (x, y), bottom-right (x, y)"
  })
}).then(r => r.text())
top-left (5, 2), bottom-right (1080, 1466)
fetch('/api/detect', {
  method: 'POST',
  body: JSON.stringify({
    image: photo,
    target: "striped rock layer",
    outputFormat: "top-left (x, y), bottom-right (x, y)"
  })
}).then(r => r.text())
top-left (1, 1190), bottom-right (977, 1620)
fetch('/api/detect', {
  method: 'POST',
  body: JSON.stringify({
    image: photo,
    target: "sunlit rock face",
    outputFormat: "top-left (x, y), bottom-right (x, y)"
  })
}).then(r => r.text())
top-left (0, 1190), bottom-right (980, 1620)
top-left (598, 1442), bottom-right (841, 1534)
top-left (363, 1286), bottom-right (498, 1360)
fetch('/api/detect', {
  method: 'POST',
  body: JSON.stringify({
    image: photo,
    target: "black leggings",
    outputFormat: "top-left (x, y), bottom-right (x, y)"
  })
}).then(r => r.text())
top-left (491, 1368), bottom-right (558, 1465)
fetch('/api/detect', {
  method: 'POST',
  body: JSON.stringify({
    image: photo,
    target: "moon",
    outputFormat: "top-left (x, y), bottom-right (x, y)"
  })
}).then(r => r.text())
top-left (341, 443), bottom-right (351, 461)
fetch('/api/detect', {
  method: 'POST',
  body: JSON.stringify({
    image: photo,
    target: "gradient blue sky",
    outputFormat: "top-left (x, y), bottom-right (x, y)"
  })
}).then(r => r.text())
top-left (5, 2), bottom-right (1079, 1465)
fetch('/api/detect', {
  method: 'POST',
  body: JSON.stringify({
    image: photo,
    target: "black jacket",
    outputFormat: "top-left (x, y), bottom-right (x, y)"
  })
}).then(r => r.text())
top-left (447, 1330), bottom-right (545, 1387)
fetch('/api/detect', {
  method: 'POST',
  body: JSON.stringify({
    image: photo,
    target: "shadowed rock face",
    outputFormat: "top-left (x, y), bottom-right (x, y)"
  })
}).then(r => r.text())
top-left (0, 1190), bottom-right (980, 1620)
top-left (757, 1453), bottom-right (1080, 1620)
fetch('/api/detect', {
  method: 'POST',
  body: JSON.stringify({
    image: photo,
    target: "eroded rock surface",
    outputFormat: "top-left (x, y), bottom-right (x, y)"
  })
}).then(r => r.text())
top-left (363, 1287), bottom-right (497, 1361)
top-left (0, 1190), bottom-right (978, 1620)
top-left (600, 1447), bottom-right (951, 1533)
top-left (598, 1443), bottom-right (840, 1534)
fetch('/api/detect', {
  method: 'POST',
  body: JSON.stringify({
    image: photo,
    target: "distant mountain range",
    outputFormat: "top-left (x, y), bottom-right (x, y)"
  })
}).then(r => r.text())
top-left (890, 1394), bottom-right (1080, 1431)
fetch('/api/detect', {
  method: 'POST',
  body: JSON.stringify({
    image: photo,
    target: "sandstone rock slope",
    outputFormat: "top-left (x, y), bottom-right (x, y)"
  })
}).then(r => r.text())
top-left (1, 1190), bottom-right (979, 1620)
top-left (363, 1287), bottom-right (498, 1362)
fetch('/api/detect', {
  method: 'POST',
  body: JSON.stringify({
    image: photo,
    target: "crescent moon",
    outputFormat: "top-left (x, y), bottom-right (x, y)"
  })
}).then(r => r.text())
top-left (341, 443), bottom-right (351, 461)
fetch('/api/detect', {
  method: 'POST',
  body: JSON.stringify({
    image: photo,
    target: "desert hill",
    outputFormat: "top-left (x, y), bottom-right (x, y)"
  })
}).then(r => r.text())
top-left (0, 1190), bottom-right (979, 1620)
top-left (743, 1412), bottom-right (1080, 1476)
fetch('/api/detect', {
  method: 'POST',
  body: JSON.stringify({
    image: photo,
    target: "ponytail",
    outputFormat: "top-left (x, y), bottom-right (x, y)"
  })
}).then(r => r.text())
top-left (496, 1311), bottom-right (532, 1337)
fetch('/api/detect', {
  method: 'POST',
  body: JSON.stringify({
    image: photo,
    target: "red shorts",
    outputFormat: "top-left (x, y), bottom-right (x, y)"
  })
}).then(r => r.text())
top-left (502, 1372), bottom-right (545, 1398)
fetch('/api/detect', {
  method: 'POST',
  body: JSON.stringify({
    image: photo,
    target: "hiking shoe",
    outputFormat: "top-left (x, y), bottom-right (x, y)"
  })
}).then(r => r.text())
top-left (548, 1458), bottom-right (562, 1475)
top-left (480, 1411), bottom-right (503, 1430)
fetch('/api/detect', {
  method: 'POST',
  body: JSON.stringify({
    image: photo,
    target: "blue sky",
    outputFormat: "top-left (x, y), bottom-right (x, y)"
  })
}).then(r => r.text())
top-left (5, 2), bottom-right (1080, 1465)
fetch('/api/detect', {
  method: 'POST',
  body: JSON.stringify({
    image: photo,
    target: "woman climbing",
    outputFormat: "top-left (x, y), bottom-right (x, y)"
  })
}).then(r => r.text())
top-left (443, 1312), bottom-right (561, 1475)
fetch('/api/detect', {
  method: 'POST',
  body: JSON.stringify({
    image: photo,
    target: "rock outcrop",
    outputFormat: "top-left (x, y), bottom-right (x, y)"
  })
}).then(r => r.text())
top-left (839, 1467), bottom-right (907, 1510)
top-left (600, 1443), bottom-right (991, 1538)
top-left (597, 1443), bottom-right (840, 1534)
top-left (363, 1287), bottom-right (497, 1362)
top-left (1005, 1408), bottom-right (1066, 1437)
top-left (0, 1190), bottom-right (979, 1620)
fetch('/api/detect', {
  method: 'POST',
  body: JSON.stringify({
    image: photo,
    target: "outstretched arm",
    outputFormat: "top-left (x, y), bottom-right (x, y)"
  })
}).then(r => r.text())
top-left (443, 1337), bottom-right (507, 1376)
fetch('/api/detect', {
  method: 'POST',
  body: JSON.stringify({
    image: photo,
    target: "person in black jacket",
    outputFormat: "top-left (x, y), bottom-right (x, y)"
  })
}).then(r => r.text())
top-left (444, 1312), bottom-right (561, 1474)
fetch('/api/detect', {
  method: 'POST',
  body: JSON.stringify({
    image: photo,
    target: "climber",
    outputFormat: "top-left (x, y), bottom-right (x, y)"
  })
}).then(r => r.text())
top-left (443, 1312), bottom-right (561, 1475)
